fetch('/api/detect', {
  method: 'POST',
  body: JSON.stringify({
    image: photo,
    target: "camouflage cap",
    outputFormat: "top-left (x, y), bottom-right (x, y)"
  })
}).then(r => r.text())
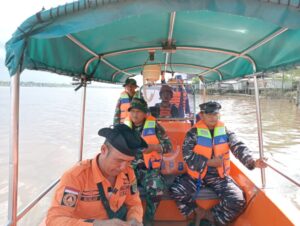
top-left (128, 98), bottom-right (148, 113)
top-left (123, 78), bottom-right (138, 87)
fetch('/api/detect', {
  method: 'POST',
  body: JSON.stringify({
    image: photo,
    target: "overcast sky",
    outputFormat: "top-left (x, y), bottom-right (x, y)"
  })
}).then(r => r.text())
top-left (0, 0), bottom-right (73, 83)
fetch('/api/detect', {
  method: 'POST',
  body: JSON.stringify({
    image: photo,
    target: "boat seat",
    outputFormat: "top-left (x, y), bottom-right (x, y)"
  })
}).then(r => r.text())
top-left (158, 121), bottom-right (191, 175)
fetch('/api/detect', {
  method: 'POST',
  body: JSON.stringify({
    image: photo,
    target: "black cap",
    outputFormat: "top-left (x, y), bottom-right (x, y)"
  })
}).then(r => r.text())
top-left (123, 78), bottom-right (138, 87)
top-left (98, 124), bottom-right (148, 156)
top-left (199, 101), bottom-right (221, 114)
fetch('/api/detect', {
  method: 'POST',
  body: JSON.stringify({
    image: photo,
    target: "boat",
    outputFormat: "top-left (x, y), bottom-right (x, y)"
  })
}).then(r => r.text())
top-left (4, 0), bottom-right (300, 225)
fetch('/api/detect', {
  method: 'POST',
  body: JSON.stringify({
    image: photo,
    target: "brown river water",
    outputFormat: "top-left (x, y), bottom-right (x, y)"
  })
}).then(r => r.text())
top-left (0, 87), bottom-right (299, 225)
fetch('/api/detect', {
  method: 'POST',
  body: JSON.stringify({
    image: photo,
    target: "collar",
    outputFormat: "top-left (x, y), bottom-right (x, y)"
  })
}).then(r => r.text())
top-left (92, 154), bottom-right (106, 184)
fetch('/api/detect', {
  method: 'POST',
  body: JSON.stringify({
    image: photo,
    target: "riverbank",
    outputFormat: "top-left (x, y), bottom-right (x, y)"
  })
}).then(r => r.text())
top-left (204, 89), bottom-right (300, 105)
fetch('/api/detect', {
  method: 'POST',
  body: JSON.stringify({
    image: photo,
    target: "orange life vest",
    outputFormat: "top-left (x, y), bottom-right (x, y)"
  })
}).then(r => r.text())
top-left (119, 91), bottom-right (139, 123)
top-left (124, 115), bottom-right (161, 169)
top-left (187, 120), bottom-right (230, 179)
top-left (159, 105), bottom-right (171, 118)
top-left (170, 89), bottom-right (187, 111)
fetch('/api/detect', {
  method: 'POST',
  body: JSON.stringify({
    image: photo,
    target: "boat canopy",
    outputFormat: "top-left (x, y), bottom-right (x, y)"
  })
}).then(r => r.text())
top-left (5, 0), bottom-right (300, 84)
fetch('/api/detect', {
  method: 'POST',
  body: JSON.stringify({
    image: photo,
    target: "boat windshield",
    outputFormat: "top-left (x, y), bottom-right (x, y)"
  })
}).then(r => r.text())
top-left (143, 82), bottom-right (195, 121)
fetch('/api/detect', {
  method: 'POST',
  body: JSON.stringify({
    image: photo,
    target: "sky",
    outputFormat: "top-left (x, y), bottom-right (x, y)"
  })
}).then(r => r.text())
top-left (0, 0), bottom-right (74, 83)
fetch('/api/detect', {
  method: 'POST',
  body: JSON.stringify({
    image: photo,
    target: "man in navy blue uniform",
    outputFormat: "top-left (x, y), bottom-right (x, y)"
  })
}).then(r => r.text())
top-left (170, 101), bottom-right (267, 225)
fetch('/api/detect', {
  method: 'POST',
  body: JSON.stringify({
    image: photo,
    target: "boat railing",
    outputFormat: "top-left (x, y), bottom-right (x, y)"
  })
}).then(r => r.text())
top-left (7, 73), bottom-right (88, 226)
top-left (15, 178), bottom-right (60, 223)
top-left (157, 117), bottom-right (194, 121)
top-left (265, 163), bottom-right (300, 188)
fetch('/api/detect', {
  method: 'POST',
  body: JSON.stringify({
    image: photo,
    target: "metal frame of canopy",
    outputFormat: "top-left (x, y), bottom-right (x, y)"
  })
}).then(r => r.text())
top-left (65, 14), bottom-right (288, 83)
top-left (6, 2), bottom-right (300, 226)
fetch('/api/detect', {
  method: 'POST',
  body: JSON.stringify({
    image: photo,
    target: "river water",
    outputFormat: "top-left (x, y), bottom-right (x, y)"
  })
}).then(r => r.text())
top-left (0, 86), bottom-right (299, 225)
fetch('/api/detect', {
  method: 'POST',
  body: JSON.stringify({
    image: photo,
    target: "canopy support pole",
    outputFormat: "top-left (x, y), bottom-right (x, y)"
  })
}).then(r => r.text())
top-left (253, 74), bottom-right (266, 188)
top-left (7, 70), bottom-right (20, 226)
top-left (164, 12), bottom-right (176, 74)
top-left (78, 77), bottom-right (87, 162)
top-left (193, 84), bottom-right (197, 122)
top-left (202, 84), bottom-right (206, 103)
top-left (66, 35), bottom-right (132, 77)
top-left (296, 80), bottom-right (300, 107)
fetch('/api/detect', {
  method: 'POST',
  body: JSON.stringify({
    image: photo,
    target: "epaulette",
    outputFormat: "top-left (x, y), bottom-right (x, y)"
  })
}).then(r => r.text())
top-left (67, 159), bottom-right (93, 177)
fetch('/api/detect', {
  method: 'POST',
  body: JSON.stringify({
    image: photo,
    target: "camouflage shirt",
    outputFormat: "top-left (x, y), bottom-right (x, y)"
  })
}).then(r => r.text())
top-left (183, 127), bottom-right (256, 174)
top-left (131, 121), bottom-right (173, 169)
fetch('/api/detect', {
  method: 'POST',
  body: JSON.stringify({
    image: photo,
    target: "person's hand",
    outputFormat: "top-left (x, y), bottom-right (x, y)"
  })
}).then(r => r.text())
top-left (254, 158), bottom-right (267, 168)
top-left (143, 144), bottom-right (162, 154)
top-left (93, 218), bottom-right (130, 226)
top-left (195, 207), bottom-right (206, 226)
top-left (207, 156), bottom-right (223, 168)
top-left (127, 218), bottom-right (143, 226)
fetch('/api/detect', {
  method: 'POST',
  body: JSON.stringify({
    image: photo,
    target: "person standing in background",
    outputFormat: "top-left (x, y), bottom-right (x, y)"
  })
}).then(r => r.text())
top-left (114, 78), bottom-right (141, 125)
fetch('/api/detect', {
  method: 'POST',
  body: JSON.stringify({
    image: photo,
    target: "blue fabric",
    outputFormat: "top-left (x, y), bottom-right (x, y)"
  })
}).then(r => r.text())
top-left (214, 134), bottom-right (228, 145)
top-left (197, 136), bottom-right (212, 147)
top-left (143, 128), bottom-right (156, 136)
top-left (120, 98), bottom-right (130, 104)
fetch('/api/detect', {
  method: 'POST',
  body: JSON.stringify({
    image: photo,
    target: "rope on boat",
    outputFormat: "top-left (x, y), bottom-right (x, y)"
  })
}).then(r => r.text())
top-left (266, 162), bottom-right (300, 187)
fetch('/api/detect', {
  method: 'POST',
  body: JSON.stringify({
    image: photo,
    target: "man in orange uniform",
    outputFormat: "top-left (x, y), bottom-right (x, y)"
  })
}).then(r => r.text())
top-left (114, 78), bottom-right (141, 125)
top-left (46, 124), bottom-right (148, 226)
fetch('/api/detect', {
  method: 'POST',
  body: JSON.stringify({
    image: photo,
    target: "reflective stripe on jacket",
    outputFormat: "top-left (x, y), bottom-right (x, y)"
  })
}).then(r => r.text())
top-left (187, 120), bottom-right (230, 179)
top-left (119, 91), bottom-right (139, 123)
top-left (120, 91), bottom-right (131, 123)
top-left (124, 115), bottom-right (161, 169)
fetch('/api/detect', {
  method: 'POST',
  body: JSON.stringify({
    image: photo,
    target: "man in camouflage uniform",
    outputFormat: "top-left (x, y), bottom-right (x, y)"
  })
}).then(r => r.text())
top-left (113, 78), bottom-right (141, 125)
top-left (123, 98), bottom-right (173, 223)
top-left (170, 101), bottom-right (266, 226)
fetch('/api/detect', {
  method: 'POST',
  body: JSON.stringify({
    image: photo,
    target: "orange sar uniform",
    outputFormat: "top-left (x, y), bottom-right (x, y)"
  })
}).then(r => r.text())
top-left (46, 154), bottom-right (142, 226)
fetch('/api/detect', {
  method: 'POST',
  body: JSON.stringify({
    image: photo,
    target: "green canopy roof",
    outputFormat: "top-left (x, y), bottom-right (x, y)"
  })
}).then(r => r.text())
top-left (5, 0), bottom-right (300, 84)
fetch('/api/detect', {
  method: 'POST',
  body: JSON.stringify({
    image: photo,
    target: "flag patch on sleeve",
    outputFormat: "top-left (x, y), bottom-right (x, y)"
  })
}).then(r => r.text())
top-left (61, 187), bottom-right (79, 207)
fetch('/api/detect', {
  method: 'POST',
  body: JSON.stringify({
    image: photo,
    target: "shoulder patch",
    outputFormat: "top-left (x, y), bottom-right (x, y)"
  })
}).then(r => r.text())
top-left (61, 187), bottom-right (79, 207)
